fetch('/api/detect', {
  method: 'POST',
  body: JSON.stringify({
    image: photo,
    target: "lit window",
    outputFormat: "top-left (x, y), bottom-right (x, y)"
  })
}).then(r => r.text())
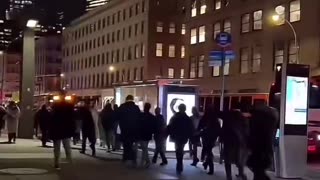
top-left (191, 0), bottom-right (197, 17)
top-left (274, 43), bottom-right (284, 70)
top-left (168, 68), bottom-right (175, 78)
top-left (215, 0), bottom-right (222, 10)
top-left (253, 10), bottom-right (263, 30)
top-left (240, 48), bottom-right (249, 74)
top-left (169, 23), bottom-right (176, 33)
top-left (212, 66), bottom-right (220, 77)
top-left (169, 45), bottom-right (176, 57)
top-left (181, 24), bottom-right (186, 35)
top-left (135, 44), bottom-right (139, 59)
top-left (252, 46), bottom-right (261, 72)
top-left (198, 55), bottom-right (205, 77)
top-left (275, 5), bottom-right (285, 25)
top-left (200, 0), bottom-right (207, 14)
top-left (223, 20), bottom-right (231, 34)
top-left (180, 69), bottom-right (185, 78)
top-left (181, 46), bottom-right (185, 58)
top-left (241, 13), bottom-right (250, 33)
top-left (156, 22), bottom-right (163, 32)
top-left (290, 0), bottom-right (300, 22)
top-left (156, 43), bottom-right (163, 57)
top-left (199, 26), bottom-right (206, 43)
top-left (213, 22), bottom-right (221, 39)
top-left (141, 43), bottom-right (145, 57)
top-left (190, 57), bottom-right (197, 78)
top-left (288, 40), bottom-right (299, 63)
top-left (190, 28), bottom-right (197, 44)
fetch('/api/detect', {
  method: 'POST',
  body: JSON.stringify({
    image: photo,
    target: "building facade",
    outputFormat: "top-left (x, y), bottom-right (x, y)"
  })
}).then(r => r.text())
top-left (184, 0), bottom-right (320, 110)
top-left (0, 53), bottom-right (21, 103)
top-left (62, 0), bottom-right (187, 102)
top-left (35, 35), bottom-right (62, 95)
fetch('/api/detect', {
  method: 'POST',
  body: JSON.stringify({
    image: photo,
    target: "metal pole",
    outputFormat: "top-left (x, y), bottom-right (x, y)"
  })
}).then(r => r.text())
top-left (285, 19), bottom-right (299, 64)
top-left (1, 53), bottom-right (4, 104)
top-left (220, 49), bottom-right (225, 112)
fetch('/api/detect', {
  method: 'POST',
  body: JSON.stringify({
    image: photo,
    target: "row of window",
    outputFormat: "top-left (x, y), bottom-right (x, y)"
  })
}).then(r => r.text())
top-left (188, 40), bottom-right (299, 79)
top-left (64, 44), bottom-right (146, 73)
top-left (156, 44), bottom-right (185, 58)
top-left (156, 22), bottom-right (186, 35)
top-left (66, 67), bottom-right (144, 90)
top-left (191, 0), bottom-right (230, 17)
top-left (71, 1), bottom-right (146, 41)
top-left (241, 1), bottom-right (300, 33)
top-left (64, 21), bottom-right (145, 57)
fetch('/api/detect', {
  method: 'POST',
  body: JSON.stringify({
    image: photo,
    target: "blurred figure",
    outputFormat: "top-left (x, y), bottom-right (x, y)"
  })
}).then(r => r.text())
top-left (138, 103), bottom-right (156, 168)
top-left (49, 93), bottom-right (75, 169)
top-left (118, 95), bottom-right (141, 166)
top-left (73, 106), bottom-right (82, 145)
top-left (5, 101), bottom-right (20, 143)
top-left (167, 104), bottom-right (194, 174)
top-left (198, 105), bottom-right (221, 175)
top-left (79, 102), bottom-right (97, 156)
top-left (100, 103), bottom-right (115, 152)
top-left (247, 104), bottom-right (278, 180)
top-left (189, 107), bottom-right (201, 166)
top-left (113, 104), bottom-right (121, 150)
top-left (152, 107), bottom-right (168, 166)
top-left (222, 104), bottom-right (249, 180)
top-left (90, 103), bottom-right (100, 146)
top-left (0, 105), bottom-right (6, 137)
top-left (35, 105), bottom-right (51, 147)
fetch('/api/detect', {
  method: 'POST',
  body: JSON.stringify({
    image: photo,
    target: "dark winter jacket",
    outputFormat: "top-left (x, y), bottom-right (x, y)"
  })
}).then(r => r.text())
top-left (247, 105), bottom-right (279, 169)
top-left (198, 110), bottom-right (221, 142)
top-left (35, 108), bottom-right (51, 131)
top-left (154, 114), bottom-right (167, 141)
top-left (138, 112), bottom-right (156, 141)
top-left (49, 101), bottom-right (75, 140)
top-left (78, 106), bottom-right (96, 138)
top-left (100, 107), bottom-right (115, 131)
top-left (167, 112), bottom-right (194, 144)
top-left (118, 101), bottom-right (141, 140)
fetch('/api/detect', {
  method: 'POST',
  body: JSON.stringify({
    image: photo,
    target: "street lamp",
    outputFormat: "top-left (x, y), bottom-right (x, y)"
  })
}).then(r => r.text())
top-left (19, 19), bottom-right (38, 138)
top-left (109, 66), bottom-right (115, 72)
top-left (272, 8), bottom-right (299, 64)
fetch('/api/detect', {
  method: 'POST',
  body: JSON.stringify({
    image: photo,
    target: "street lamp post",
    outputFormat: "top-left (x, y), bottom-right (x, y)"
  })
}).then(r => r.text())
top-left (272, 14), bottom-right (299, 64)
top-left (18, 19), bottom-right (38, 139)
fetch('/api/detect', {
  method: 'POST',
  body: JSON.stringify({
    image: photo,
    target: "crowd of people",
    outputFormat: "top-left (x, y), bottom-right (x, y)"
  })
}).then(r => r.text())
top-left (0, 92), bottom-right (278, 180)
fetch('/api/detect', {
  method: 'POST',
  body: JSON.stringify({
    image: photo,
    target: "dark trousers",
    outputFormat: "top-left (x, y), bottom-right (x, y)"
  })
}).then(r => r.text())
top-left (152, 139), bottom-right (167, 163)
top-left (82, 133), bottom-right (96, 153)
top-left (41, 128), bottom-right (49, 146)
top-left (73, 132), bottom-right (81, 145)
top-left (175, 141), bottom-right (187, 172)
top-left (8, 133), bottom-right (16, 143)
top-left (252, 167), bottom-right (270, 180)
top-left (115, 134), bottom-right (122, 150)
top-left (203, 140), bottom-right (215, 173)
top-left (122, 138), bottom-right (137, 163)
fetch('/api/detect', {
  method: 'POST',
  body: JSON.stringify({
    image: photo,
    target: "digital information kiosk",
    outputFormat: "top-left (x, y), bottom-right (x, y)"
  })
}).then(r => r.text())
top-left (277, 64), bottom-right (309, 178)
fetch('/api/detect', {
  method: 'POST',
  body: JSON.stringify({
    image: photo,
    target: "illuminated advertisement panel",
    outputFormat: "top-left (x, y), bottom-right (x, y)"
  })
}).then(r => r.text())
top-left (285, 76), bottom-right (308, 125)
top-left (166, 94), bottom-right (196, 151)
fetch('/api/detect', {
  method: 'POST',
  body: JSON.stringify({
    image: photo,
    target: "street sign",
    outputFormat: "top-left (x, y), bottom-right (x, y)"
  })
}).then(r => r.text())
top-left (209, 50), bottom-right (235, 67)
top-left (224, 50), bottom-right (236, 60)
top-left (209, 51), bottom-right (223, 60)
top-left (215, 32), bottom-right (232, 47)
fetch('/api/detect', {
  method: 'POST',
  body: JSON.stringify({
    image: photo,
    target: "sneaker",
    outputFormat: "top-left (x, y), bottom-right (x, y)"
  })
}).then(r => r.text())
top-left (160, 162), bottom-right (168, 166)
top-left (54, 164), bottom-right (61, 170)
top-left (79, 150), bottom-right (85, 154)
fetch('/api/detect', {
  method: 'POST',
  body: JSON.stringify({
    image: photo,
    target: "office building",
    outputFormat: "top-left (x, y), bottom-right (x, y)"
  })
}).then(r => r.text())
top-left (184, 0), bottom-right (320, 111)
top-left (62, 0), bottom-right (187, 103)
top-left (86, 0), bottom-right (110, 11)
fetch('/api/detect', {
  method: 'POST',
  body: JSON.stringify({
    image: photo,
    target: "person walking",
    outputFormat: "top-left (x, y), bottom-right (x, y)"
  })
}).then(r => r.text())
top-left (113, 104), bottom-right (122, 150)
top-left (73, 106), bottom-right (82, 145)
top-left (0, 105), bottom-right (6, 137)
top-left (35, 105), bottom-right (51, 147)
top-left (138, 103), bottom-right (156, 168)
top-left (167, 104), bottom-right (194, 174)
top-left (152, 107), bottom-right (168, 166)
top-left (189, 107), bottom-right (201, 166)
top-left (118, 95), bottom-right (141, 166)
top-left (100, 103), bottom-right (115, 152)
top-left (247, 104), bottom-right (278, 180)
top-left (197, 105), bottom-right (221, 175)
top-left (49, 93), bottom-right (75, 169)
top-left (221, 104), bottom-right (249, 180)
top-left (79, 102), bottom-right (97, 156)
top-left (5, 101), bottom-right (20, 144)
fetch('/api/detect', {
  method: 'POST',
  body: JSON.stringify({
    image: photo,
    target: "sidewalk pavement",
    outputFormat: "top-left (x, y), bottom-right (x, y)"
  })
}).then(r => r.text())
top-left (0, 138), bottom-right (319, 180)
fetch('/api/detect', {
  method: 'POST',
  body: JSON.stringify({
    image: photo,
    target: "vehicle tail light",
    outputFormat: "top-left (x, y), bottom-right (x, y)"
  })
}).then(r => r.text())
top-left (308, 145), bottom-right (317, 153)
